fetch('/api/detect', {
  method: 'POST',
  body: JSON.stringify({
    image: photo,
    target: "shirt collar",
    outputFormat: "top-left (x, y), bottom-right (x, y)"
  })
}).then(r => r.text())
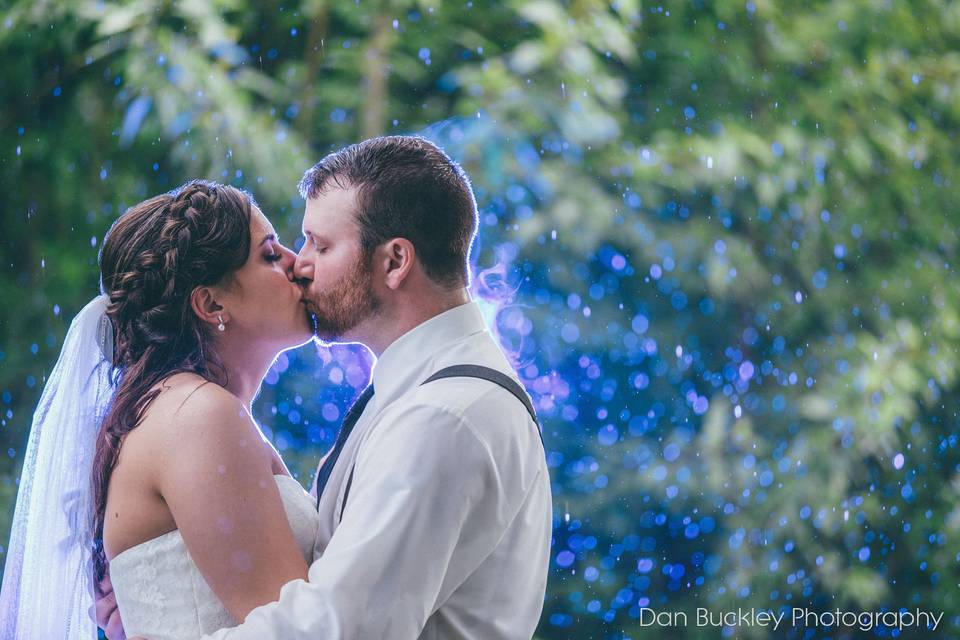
top-left (371, 301), bottom-right (488, 406)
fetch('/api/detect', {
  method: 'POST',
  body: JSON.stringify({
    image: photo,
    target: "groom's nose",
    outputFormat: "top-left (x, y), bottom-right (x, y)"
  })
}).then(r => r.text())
top-left (293, 248), bottom-right (313, 283)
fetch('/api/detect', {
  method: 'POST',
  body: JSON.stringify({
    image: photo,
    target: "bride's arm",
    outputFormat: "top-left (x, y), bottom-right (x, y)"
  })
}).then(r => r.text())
top-left (153, 383), bottom-right (309, 622)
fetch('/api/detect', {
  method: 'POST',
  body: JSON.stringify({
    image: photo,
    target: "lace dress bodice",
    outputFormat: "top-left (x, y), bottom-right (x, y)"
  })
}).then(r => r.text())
top-left (109, 475), bottom-right (319, 640)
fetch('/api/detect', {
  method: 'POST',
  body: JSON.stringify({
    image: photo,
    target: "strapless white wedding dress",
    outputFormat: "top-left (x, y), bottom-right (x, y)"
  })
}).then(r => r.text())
top-left (109, 475), bottom-right (319, 640)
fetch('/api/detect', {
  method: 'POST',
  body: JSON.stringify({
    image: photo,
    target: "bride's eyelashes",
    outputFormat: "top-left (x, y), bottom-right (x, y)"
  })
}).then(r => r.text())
top-left (265, 241), bottom-right (285, 262)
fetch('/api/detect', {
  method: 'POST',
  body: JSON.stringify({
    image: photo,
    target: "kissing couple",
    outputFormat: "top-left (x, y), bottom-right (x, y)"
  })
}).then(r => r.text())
top-left (0, 136), bottom-right (552, 639)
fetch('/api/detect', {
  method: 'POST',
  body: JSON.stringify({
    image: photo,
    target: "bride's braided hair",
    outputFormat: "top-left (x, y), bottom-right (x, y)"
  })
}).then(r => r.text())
top-left (91, 180), bottom-right (253, 584)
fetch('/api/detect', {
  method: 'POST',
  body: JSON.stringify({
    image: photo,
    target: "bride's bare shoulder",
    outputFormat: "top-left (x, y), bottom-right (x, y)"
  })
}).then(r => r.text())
top-left (133, 373), bottom-right (248, 441)
top-left (121, 373), bottom-right (273, 480)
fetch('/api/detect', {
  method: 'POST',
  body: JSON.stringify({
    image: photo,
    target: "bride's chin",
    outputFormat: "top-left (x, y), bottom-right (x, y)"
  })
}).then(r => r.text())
top-left (293, 332), bottom-right (314, 348)
top-left (286, 325), bottom-right (316, 350)
top-left (267, 312), bottom-right (316, 352)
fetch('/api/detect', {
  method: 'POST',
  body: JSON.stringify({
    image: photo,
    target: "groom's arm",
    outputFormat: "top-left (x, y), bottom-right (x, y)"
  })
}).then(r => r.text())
top-left (200, 401), bottom-right (502, 640)
top-left (93, 572), bottom-right (126, 640)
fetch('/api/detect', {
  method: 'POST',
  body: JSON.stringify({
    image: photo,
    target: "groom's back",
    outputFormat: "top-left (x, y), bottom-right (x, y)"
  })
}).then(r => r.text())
top-left (409, 370), bottom-right (552, 639)
top-left (314, 303), bottom-right (552, 640)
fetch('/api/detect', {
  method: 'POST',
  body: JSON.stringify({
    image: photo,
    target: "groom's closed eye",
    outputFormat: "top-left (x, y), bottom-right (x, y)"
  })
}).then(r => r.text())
top-left (304, 234), bottom-right (329, 253)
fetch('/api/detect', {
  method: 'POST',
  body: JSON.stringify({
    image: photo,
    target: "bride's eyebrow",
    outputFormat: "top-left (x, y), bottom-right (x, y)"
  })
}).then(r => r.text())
top-left (258, 233), bottom-right (277, 247)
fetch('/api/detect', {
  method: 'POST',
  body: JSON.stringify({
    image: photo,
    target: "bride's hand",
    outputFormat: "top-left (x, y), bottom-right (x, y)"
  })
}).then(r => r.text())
top-left (93, 571), bottom-right (127, 640)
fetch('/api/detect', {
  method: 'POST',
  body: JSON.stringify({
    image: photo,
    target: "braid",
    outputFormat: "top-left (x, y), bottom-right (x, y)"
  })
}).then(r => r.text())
top-left (91, 180), bottom-right (253, 584)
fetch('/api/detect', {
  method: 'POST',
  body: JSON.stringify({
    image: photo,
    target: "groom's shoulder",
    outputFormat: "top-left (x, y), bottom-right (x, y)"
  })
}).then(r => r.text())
top-left (368, 368), bottom-right (542, 486)
top-left (390, 364), bottom-right (534, 437)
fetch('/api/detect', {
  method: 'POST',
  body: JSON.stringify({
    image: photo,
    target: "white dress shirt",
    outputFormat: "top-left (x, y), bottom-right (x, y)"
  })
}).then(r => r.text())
top-left (202, 301), bottom-right (553, 640)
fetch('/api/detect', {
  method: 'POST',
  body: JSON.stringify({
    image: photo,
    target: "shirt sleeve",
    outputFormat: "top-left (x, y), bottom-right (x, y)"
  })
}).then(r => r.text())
top-left (200, 402), bottom-right (500, 640)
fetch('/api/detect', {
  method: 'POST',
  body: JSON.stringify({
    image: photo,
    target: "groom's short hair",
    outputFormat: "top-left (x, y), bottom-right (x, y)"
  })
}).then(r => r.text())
top-left (298, 136), bottom-right (478, 288)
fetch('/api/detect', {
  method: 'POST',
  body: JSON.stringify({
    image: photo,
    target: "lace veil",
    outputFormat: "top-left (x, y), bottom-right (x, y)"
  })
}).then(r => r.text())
top-left (0, 295), bottom-right (114, 638)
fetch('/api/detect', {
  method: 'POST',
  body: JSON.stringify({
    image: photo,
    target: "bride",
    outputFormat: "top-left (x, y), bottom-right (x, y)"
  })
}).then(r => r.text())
top-left (0, 180), bottom-right (319, 639)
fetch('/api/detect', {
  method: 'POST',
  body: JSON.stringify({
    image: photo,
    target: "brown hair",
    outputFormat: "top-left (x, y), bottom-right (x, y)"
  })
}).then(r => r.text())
top-left (91, 180), bottom-right (253, 584)
top-left (298, 135), bottom-right (478, 288)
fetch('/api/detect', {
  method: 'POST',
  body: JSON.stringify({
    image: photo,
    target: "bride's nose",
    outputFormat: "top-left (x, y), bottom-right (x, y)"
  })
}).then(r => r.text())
top-left (278, 244), bottom-right (298, 282)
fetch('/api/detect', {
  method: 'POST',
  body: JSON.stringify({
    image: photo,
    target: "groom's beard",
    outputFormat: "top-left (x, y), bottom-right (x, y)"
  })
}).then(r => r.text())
top-left (303, 252), bottom-right (380, 344)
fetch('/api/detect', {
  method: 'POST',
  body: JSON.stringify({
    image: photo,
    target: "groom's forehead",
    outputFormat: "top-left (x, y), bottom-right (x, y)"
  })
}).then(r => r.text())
top-left (302, 189), bottom-right (360, 235)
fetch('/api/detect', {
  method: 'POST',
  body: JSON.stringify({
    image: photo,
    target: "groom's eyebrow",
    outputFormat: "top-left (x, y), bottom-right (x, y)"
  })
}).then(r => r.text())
top-left (302, 229), bottom-right (329, 243)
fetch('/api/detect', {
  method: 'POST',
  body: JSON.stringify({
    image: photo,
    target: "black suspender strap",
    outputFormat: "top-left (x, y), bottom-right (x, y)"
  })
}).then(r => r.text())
top-left (420, 364), bottom-right (541, 430)
top-left (339, 365), bottom-right (543, 521)
top-left (315, 385), bottom-right (374, 510)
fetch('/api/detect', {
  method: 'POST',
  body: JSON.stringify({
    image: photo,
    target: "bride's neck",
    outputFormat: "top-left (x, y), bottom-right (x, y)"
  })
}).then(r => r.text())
top-left (216, 345), bottom-right (276, 409)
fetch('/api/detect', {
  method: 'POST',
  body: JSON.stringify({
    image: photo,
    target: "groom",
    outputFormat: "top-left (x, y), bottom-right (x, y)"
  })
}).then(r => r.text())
top-left (120, 135), bottom-right (552, 639)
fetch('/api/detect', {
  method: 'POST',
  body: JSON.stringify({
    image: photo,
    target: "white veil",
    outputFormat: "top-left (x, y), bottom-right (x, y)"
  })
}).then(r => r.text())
top-left (0, 295), bottom-right (114, 639)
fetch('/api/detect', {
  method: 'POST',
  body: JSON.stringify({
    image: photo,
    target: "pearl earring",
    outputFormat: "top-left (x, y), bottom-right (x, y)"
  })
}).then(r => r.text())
top-left (217, 315), bottom-right (226, 332)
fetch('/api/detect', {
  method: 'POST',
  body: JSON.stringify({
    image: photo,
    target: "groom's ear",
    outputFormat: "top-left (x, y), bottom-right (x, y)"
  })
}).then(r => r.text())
top-left (381, 238), bottom-right (416, 291)
top-left (190, 286), bottom-right (226, 327)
